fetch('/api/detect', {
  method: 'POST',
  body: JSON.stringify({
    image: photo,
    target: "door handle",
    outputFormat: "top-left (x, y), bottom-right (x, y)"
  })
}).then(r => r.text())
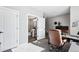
top-left (0, 31), bottom-right (3, 33)
top-left (0, 42), bottom-right (1, 45)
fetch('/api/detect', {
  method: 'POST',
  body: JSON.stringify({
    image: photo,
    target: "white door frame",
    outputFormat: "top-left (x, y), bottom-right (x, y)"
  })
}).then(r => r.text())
top-left (26, 13), bottom-right (38, 43)
top-left (26, 13), bottom-right (45, 44)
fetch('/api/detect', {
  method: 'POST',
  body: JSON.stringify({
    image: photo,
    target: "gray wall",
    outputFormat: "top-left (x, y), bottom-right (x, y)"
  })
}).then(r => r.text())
top-left (46, 14), bottom-right (70, 31)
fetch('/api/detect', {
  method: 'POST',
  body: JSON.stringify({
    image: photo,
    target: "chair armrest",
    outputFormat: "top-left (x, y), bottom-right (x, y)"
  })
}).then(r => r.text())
top-left (63, 39), bottom-right (67, 43)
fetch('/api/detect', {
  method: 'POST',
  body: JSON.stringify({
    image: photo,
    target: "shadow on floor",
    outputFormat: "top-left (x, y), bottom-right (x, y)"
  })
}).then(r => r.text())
top-left (3, 49), bottom-right (12, 52)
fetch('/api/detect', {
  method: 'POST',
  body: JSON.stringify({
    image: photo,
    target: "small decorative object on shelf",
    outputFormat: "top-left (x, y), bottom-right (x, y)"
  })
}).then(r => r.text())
top-left (58, 22), bottom-right (61, 26)
top-left (77, 32), bottom-right (79, 35)
top-left (77, 32), bottom-right (79, 38)
top-left (54, 21), bottom-right (57, 25)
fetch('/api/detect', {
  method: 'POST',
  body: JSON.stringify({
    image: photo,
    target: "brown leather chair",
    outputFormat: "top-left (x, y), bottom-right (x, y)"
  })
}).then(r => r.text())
top-left (48, 29), bottom-right (67, 50)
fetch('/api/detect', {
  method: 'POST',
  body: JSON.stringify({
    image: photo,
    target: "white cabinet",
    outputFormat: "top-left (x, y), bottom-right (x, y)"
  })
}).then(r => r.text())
top-left (0, 7), bottom-right (19, 51)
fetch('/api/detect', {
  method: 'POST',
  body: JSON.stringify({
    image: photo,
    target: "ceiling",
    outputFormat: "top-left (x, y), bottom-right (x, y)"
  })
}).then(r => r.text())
top-left (5, 6), bottom-right (70, 18)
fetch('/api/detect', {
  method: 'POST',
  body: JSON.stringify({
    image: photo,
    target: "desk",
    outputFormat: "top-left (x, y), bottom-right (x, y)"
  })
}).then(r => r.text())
top-left (62, 35), bottom-right (79, 42)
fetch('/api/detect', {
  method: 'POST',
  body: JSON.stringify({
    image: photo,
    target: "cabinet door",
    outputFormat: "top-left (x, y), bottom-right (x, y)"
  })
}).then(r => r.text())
top-left (2, 13), bottom-right (18, 51)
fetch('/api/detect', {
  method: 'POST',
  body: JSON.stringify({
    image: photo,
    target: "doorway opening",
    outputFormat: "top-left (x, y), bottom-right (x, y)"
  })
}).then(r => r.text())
top-left (28, 15), bottom-right (37, 43)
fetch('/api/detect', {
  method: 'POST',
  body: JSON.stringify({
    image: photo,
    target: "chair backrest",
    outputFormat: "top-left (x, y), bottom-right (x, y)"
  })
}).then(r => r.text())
top-left (48, 29), bottom-right (63, 47)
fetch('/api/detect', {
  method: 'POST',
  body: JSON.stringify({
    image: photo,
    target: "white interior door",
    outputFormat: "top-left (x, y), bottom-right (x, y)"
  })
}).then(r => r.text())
top-left (2, 13), bottom-right (18, 51)
top-left (0, 13), bottom-right (4, 51)
top-left (0, 7), bottom-right (19, 51)
top-left (37, 18), bottom-right (45, 40)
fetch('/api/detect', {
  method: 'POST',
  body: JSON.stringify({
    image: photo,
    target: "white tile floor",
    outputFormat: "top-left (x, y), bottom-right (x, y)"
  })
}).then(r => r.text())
top-left (12, 43), bottom-right (45, 52)
top-left (12, 39), bottom-right (49, 52)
